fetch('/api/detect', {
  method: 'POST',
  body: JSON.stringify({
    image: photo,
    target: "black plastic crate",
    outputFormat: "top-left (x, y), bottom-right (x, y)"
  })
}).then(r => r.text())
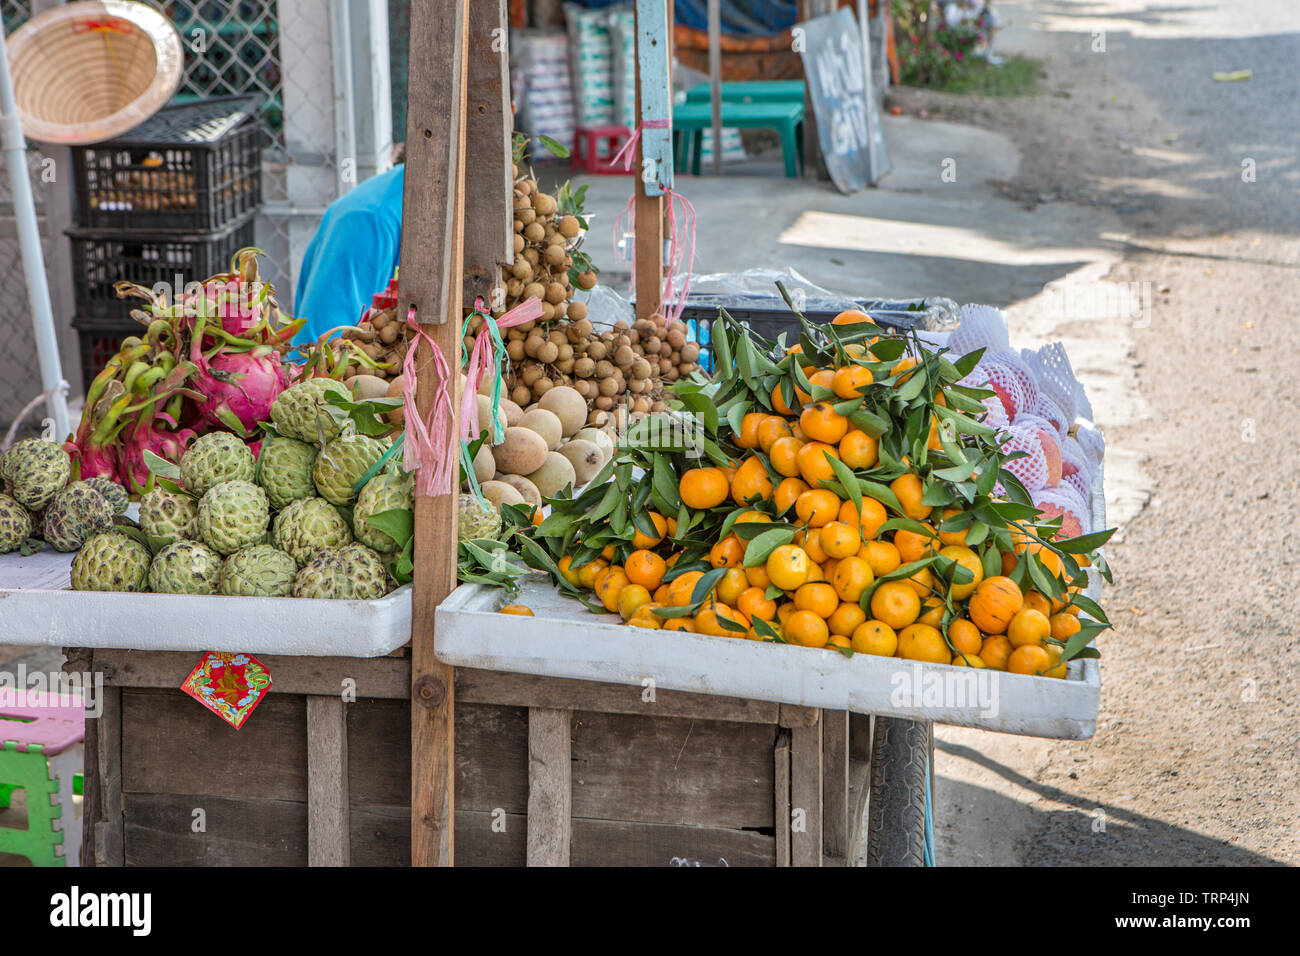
top-left (71, 96), bottom-right (262, 233)
top-left (72, 316), bottom-right (143, 395)
top-left (68, 213), bottom-right (257, 319)
top-left (677, 295), bottom-right (959, 373)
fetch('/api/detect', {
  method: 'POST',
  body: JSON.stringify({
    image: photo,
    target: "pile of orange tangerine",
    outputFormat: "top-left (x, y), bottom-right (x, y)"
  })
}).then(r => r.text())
top-left (554, 313), bottom-right (1086, 679)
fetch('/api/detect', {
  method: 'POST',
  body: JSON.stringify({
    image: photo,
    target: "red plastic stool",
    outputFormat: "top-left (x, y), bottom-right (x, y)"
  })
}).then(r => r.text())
top-left (572, 125), bottom-right (633, 175)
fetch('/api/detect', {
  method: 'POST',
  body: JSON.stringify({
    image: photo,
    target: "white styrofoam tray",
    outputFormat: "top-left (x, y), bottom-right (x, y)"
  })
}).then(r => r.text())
top-left (437, 468), bottom-right (1108, 740)
top-left (0, 546), bottom-right (411, 658)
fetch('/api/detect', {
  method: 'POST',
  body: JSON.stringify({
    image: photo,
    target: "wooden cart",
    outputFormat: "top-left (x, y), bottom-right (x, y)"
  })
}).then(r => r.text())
top-left (70, 648), bottom-right (893, 867)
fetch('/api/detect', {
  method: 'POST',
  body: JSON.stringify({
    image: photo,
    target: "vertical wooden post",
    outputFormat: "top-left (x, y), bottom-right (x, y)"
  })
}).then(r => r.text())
top-left (821, 709), bottom-right (849, 866)
top-left (633, 0), bottom-right (667, 321)
top-left (526, 708), bottom-right (573, 866)
top-left (402, 0), bottom-right (471, 868)
top-left (463, 0), bottom-right (514, 309)
top-left (307, 696), bottom-right (350, 866)
top-left (706, 0), bottom-right (722, 177)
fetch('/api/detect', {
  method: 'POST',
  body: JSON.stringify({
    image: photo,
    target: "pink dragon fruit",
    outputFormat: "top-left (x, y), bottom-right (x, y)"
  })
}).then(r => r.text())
top-left (117, 421), bottom-right (198, 495)
top-left (189, 336), bottom-right (290, 438)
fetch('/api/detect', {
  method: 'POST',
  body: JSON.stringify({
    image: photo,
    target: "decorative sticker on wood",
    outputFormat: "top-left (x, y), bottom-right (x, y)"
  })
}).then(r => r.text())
top-left (797, 6), bottom-right (891, 193)
top-left (181, 652), bottom-right (273, 729)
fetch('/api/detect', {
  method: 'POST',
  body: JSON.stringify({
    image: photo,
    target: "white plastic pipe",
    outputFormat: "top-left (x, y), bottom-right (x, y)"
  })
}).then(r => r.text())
top-left (0, 23), bottom-right (70, 441)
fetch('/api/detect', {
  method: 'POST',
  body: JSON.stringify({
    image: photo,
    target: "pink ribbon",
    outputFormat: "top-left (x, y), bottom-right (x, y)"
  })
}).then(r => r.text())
top-left (610, 120), bottom-right (696, 326)
top-left (401, 306), bottom-right (455, 497)
top-left (459, 296), bottom-right (545, 442)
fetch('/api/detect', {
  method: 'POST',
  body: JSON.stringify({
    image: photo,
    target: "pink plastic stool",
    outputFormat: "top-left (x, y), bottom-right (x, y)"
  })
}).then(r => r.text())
top-left (0, 690), bottom-right (84, 866)
top-left (571, 125), bottom-right (633, 175)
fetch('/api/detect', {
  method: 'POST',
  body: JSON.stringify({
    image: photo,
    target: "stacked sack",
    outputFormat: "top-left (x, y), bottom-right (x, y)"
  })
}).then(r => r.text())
top-left (946, 305), bottom-right (1103, 539)
top-left (512, 32), bottom-right (576, 153)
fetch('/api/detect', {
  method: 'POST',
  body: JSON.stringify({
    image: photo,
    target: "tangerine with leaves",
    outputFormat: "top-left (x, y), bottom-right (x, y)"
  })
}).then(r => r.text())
top-left (796, 441), bottom-right (842, 488)
top-left (625, 550), bottom-right (667, 590)
top-left (851, 619), bottom-right (898, 656)
top-left (756, 415), bottom-right (793, 453)
top-left (617, 585), bottom-right (653, 621)
top-left (679, 467), bottom-right (729, 509)
top-left (1008, 644), bottom-right (1052, 676)
top-left (737, 586), bottom-right (777, 622)
top-left (831, 555), bottom-right (874, 604)
top-left (715, 566), bottom-right (749, 605)
top-left (769, 436), bottom-right (805, 478)
top-left (632, 512), bottom-right (668, 549)
top-left (795, 488), bottom-right (841, 528)
top-left (828, 602), bottom-right (867, 637)
top-left (800, 402), bottom-right (849, 444)
top-left (862, 539), bottom-right (902, 576)
top-left (1007, 608), bottom-right (1050, 648)
top-left (785, 610), bottom-right (830, 648)
top-left (820, 521), bottom-right (861, 559)
top-left (735, 412), bottom-right (766, 449)
top-left (947, 618), bottom-right (983, 656)
top-left (794, 582), bottom-right (839, 619)
top-left (731, 456), bottom-right (773, 505)
top-left (870, 580), bottom-right (921, 630)
top-left (980, 635), bottom-right (1013, 670)
top-left (831, 308), bottom-right (873, 325)
top-left (889, 472), bottom-right (932, 520)
top-left (775, 476), bottom-right (809, 514)
top-left (897, 623), bottom-right (949, 664)
top-left (766, 544), bottom-right (811, 591)
top-left (939, 544), bottom-right (984, 599)
top-left (838, 428), bottom-right (879, 468)
top-left (840, 497), bottom-right (888, 540)
top-left (832, 364), bottom-right (873, 400)
top-left (969, 576), bottom-right (1023, 635)
top-left (709, 535), bottom-right (745, 569)
top-left (894, 524), bottom-right (939, 563)
top-left (1050, 611), bottom-right (1081, 642)
top-left (666, 570), bottom-right (705, 607)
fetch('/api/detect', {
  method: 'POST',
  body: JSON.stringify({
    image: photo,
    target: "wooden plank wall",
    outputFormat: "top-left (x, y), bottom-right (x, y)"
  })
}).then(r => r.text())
top-left (80, 653), bottom-right (861, 867)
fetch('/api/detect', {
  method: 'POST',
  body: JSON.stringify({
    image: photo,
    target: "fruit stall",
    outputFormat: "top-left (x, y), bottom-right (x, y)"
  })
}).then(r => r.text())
top-left (0, 0), bottom-right (1112, 868)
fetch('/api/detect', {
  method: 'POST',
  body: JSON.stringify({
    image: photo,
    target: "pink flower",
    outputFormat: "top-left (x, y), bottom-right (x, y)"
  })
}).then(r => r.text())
top-left (956, 51), bottom-right (963, 60)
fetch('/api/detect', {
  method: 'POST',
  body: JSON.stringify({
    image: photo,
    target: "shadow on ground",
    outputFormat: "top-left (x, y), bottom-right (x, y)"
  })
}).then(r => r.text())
top-left (936, 738), bottom-right (1285, 866)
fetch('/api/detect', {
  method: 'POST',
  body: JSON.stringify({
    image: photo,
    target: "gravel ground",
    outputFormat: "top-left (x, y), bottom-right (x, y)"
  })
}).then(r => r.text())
top-left (895, 0), bottom-right (1300, 865)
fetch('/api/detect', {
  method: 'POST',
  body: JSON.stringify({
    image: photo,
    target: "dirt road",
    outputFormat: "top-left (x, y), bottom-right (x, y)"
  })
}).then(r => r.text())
top-left (895, 0), bottom-right (1299, 866)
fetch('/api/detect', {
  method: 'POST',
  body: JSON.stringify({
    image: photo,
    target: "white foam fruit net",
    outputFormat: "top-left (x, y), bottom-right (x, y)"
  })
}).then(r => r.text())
top-left (998, 422), bottom-right (1051, 492)
top-left (980, 351), bottom-right (1039, 420)
top-left (1031, 485), bottom-right (1093, 537)
top-left (946, 304), bottom-right (1010, 357)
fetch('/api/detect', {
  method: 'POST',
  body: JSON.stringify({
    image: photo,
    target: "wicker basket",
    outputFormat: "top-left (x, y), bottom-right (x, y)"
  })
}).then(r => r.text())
top-left (7, 0), bottom-right (184, 145)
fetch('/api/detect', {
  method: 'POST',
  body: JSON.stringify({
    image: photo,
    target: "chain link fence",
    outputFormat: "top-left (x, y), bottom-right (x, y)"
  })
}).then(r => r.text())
top-left (0, 0), bottom-right (371, 438)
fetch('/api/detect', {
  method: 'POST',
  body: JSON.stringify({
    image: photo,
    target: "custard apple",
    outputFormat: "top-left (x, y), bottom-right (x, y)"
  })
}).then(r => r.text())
top-left (313, 432), bottom-right (385, 506)
top-left (220, 544), bottom-right (297, 597)
top-left (139, 487), bottom-right (199, 547)
top-left (458, 493), bottom-right (502, 541)
top-left (272, 496), bottom-right (352, 567)
top-left (257, 435), bottom-right (318, 509)
top-left (149, 540), bottom-right (222, 594)
top-left (43, 484), bottom-right (113, 552)
top-left (270, 378), bottom-right (351, 444)
top-left (197, 480), bottom-right (270, 555)
top-left (70, 532), bottom-right (151, 592)
top-left (180, 432), bottom-right (255, 497)
top-left (292, 542), bottom-right (390, 600)
top-left (3, 438), bottom-right (70, 510)
top-left (0, 493), bottom-right (33, 553)
top-left (81, 477), bottom-right (129, 515)
top-left (353, 472), bottom-right (414, 553)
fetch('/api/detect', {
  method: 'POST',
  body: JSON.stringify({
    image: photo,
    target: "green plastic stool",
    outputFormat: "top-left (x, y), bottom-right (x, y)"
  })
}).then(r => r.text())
top-left (0, 692), bottom-right (84, 867)
top-left (672, 100), bottom-right (805, 178)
